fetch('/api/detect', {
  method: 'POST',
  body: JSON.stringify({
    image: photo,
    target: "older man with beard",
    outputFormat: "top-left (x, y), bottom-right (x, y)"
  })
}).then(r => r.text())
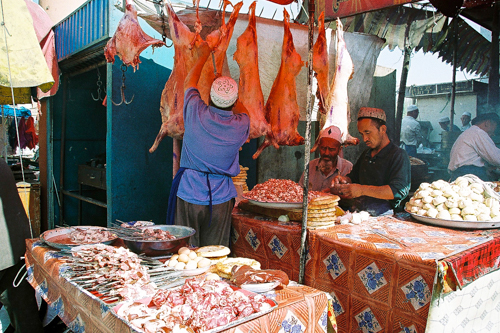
top-left (299, 126), bottom-right (353, 193)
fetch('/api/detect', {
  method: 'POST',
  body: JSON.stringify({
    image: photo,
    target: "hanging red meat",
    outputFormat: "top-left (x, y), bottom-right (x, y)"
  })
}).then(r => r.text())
top-left (312, 11), bottom-right (329, 115)
top-left (198, 0), bottom-right (243, 104)
top-left (312, 18), bottom-right (359, 152)
top-left (149, 1), bottom-right (205, 152)
top-left (104, 0), bottom-right (165, 71)
top-left (233, 1), bottom-right (270, 141)
top-left (252, 10), bottom-right (304, 159)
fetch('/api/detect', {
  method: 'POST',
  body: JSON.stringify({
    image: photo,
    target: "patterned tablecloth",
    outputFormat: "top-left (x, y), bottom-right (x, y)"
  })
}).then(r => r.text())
top-left (24, 238), bottom-right (337, 333)
top-left (231, 209), bottom-right (500, 333)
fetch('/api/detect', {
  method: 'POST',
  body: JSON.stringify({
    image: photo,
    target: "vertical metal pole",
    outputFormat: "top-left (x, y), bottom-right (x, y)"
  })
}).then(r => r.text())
top-left (450, 18), bottom-right (457, 128)
top-left (106, 63), bottom-right (113, 227)
top-left (47, 98), bottom-right (55, 230)
top-left (59, 76), bottom-right (68, 224)
top-left (489, 3), bottom-right (499, 111)
top-left (299, 0), bottom-right (315, 285)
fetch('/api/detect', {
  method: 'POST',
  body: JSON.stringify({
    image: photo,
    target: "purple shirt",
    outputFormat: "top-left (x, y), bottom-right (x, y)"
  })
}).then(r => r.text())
top-left (177, 88), bottom-right (250, 205)
top-left (299, 156), bottom-right (353, 191)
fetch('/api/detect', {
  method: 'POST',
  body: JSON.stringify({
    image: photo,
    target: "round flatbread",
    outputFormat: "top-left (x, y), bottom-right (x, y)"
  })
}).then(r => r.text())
top-left (216, 257), bottom-right (261, 279)
top-left (307, 207), bottom-right (338, 214)
top-left (195, 245), bottom-right (231, 258)
top-left (308, 202), bottom-right (338, 210)
top-left (310, 194), bottom-right (340, 204)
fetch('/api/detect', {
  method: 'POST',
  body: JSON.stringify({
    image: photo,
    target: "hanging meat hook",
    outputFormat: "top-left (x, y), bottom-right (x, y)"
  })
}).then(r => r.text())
top-left (91, 67), bottom-right (106, 101)
top-left (159, 0), bottom-right (173, 47)
top-left (112, 64), bottom-right (135, 106)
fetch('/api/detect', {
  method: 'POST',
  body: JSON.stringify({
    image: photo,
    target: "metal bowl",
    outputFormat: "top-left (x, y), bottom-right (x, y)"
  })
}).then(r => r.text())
top-left (121, 225), bottom-right (196, 257)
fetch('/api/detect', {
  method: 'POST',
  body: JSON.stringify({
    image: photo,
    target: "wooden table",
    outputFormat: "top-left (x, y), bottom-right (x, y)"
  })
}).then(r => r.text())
top-left (25, 238), bottom-right (337, 333)
top-left (232, 208), bottom-right (500, 333)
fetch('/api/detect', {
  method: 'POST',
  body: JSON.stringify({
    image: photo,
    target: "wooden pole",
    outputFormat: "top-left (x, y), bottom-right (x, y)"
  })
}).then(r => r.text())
top-left (450, 17), bottom-right (458, 129)
top-left (395, 20), bottom-right (413, 144)
top-left (299, 0), bottom-right (315, 285)
top-left (489, 3), bottom-right (499, 111)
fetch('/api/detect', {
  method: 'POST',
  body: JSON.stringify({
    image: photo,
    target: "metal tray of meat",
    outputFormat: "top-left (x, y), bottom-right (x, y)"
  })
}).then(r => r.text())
top-left (40, 226), bottom-right (117, 250)
top-left (114, 285), bottom-right (278, 333)
top-left (242, 195), bottom-right (302, 209)
top-left (407, 210), bottom-right (500, 229)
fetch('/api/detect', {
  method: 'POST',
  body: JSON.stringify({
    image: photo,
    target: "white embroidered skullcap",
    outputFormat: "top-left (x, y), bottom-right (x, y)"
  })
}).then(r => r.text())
top-left (210, 76), bottom-right (238, 108)
top-left (462, 111), bottom-right (471, 117)
top-left (439, 116), bottom-right (450, 123)
top-left (407, 105), bottom-right (418, 112)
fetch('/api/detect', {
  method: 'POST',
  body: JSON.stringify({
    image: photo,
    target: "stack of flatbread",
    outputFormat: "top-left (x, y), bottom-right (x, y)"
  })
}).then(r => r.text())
top-left (232, 165), bottom-right (249, 192)
top-left (306, 194), bottom-right (341, 229)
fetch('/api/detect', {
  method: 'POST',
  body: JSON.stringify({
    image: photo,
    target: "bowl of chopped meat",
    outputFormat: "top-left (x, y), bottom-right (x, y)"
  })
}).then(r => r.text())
top-left (121, 225), bottom-right (195, 257)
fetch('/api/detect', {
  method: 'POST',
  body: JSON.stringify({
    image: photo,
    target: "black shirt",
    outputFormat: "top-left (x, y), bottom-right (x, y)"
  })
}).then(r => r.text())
top-left (347, 141), bottom-right (411, 209)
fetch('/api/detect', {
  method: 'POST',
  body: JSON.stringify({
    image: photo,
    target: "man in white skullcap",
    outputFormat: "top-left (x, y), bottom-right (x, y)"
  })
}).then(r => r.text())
top-left (438, 116), bottom-right (461, 132)
top-left (400, 104), bottom-right (422, 156)
top-left (299, 126), bottom-right (353, 192)
top-left (460, 111), bottom-right (472, 131)
top-left (166, 41), bottom-right (250, 247)
top-left (333, 108), bottom-right (411, 216)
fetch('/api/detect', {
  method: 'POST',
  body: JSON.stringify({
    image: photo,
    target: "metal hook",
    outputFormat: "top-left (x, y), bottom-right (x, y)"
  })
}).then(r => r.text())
top-left (91, 67), bottom-right (105, 101)
top-left (112, 64), bottom-right (135, 106)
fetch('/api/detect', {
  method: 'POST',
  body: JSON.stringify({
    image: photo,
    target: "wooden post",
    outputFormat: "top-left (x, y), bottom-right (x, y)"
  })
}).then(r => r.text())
top-left (450, 17), bottom-right (458, 129)
top-left (173, 139), bottom-right (181, 177)
top-left (489, 3), bottom-right (499, 111)
top-left (299, 0), bottom-right (315, 285)
top-left (395, 19), bottom-right (413, 144)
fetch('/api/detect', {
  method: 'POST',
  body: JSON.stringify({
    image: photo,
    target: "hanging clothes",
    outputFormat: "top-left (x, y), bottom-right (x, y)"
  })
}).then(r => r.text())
top-left (24, 116), bottom-right (38, 149)
top-left (8, 118), bottom-right (17, 150)
top-left (17, 117), bottom-right (28, 149)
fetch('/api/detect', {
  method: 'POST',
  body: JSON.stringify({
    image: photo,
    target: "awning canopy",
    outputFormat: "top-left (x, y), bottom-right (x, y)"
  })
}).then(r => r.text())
top-left (0, 105), bottom-right (31, 117)
top-left (0, 0), bottom-right (54, 104)
top-left (343, 5), bottom-right (491, 76)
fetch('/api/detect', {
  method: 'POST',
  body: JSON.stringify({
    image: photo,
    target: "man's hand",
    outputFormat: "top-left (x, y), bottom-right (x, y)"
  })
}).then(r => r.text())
top-left (331, 183), bottom-right (362, 199)
top-left (332, 175), bottom-right (351, 185)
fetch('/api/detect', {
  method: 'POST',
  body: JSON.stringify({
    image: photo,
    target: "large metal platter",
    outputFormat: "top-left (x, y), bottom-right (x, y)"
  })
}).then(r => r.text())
top-left (408, 211), bottom-right (500, 229)
top-left (40, 226), bottom-right (117, 250)
top-left (243, 195), bottom-right (302, 209)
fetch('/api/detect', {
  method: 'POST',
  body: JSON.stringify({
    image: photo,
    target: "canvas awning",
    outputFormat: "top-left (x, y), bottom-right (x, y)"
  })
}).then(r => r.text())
top-left (342, 6), bottom-right (492, 75)
top-left (0, 0), bottom-right (54, 104)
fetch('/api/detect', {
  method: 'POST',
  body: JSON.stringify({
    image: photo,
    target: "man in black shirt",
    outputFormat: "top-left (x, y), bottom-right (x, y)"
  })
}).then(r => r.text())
top-left (332, 107), bottom-right (411, 216)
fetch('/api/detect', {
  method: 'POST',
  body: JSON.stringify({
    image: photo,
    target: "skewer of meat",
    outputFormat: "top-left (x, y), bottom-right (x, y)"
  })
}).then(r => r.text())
top-left (312, 18), bottom-right (359, 152)
top-left (233, 1), bottom-right (270, 141)
top-left (252, 9), bottom-right (304, 159)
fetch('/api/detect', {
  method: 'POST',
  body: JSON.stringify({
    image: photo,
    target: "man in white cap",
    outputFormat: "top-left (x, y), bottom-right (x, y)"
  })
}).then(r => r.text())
top-left (166, 41), bottom-right (250, 247)
top-left (460, 111), bottom-right (472, 131)
top-left (449, 113), bottom-right (500, 181)
top-left (438, 116), bottom-right (461, 132)
top-left (299, 125), bottom-right (352, 192)
top-left (400, 105), bottom-right (422, 156)
top-left (332, 107), bottom-right (411, 216)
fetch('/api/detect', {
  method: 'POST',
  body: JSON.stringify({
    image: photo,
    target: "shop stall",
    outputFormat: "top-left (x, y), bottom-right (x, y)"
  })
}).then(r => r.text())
top-left (25, 237), bottom-right (337, 333)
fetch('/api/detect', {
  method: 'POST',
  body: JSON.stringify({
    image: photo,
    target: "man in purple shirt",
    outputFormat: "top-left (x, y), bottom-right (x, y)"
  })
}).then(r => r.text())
top-left (167, 41), bottom-right (250, 247)
top-left (299, 126), bottom-right (352, 192)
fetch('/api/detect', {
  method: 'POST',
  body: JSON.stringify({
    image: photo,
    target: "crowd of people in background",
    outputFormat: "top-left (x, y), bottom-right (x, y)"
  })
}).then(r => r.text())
top-left (399, 105), bottom-right (500, 182)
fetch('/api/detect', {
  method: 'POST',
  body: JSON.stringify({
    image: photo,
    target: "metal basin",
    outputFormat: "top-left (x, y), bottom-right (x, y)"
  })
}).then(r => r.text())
top-left (121, 225), bottom-right (195, 257)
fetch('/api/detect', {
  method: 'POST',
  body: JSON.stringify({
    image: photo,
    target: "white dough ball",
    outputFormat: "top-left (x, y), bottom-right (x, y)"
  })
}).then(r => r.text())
top-left (427, 208), bottom-right (439, 218)
top-left (185, 261), bottom-right (198, 270)
top-left (175, 262), bottom-right (186, 270)
top-left (449, 207), bottom-right (461, 215)
top-left (417, 209), bottom-right (427, 216)
top-left (463, 215), bottom-right (478, 221)
top-left (168, 259), bottom-right (178, 267)
top-left (178, 253), bottom-right (190, 263)
top-left (178, 247), bottom-right (191, 255)
top-left (437, 210), bottom-right (451, 220)
top-left (450, 214), bottom-right (463, 221)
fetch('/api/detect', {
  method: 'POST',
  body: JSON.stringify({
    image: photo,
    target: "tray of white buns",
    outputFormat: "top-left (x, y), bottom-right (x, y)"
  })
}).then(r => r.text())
top-left (405, 175), bottom-right (500, 229)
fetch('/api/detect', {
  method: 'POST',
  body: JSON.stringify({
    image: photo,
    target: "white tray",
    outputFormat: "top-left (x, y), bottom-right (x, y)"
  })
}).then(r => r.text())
top-left (409, 212), bottom-right (500, 229)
